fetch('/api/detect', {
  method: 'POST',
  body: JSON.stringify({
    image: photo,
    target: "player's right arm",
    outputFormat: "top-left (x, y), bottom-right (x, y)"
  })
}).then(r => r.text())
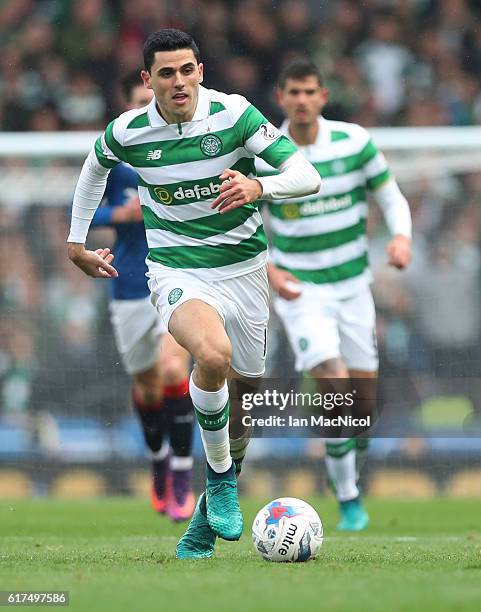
top-left (68, 121), bottom-right (125, 278)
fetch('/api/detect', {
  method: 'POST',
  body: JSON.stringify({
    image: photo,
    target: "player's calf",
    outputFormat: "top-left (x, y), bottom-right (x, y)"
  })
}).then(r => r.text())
top-left (228, 375), bottom-right (259, 476)
top-left (132, 371), bottom-right (168, 514)
top-left (132, 392), bottom-right (169, 514)
top-left (164, 380), bottom-right (195, 521)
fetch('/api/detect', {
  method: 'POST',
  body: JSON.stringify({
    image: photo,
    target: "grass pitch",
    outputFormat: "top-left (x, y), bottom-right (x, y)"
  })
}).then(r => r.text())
top-left (1, 497), bottom-right (481, 612)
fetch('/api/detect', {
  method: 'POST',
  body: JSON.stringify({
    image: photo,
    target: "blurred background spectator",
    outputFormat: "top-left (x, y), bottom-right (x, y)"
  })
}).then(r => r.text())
top-left (2, 0), bottom-right (481, 129)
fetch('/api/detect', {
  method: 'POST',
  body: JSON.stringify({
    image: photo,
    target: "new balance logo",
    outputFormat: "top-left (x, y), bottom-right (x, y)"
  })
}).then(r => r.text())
top-left (146, 149), bottom-right (162, 160)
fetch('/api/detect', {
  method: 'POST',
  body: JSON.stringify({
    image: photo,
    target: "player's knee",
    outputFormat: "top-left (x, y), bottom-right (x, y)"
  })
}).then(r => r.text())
top-left (160, 355), bottom-right (188, 385)
top-left (197, 342), bottom-right (231, 378)
top-left (312, 358), bottom-right (348, 378)
top-left (133, 372), bottom-right (163, 405)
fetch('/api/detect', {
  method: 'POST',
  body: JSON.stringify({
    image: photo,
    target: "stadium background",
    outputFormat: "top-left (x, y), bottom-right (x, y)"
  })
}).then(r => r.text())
top-left (1, 0), bottom-right (481, 500)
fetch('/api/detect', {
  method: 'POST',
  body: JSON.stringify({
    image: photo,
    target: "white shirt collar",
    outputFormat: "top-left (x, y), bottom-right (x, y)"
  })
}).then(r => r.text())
top-left (192, 85), bottom-right (210, 121)
top-left (147, 85), bottom-right (211, 128)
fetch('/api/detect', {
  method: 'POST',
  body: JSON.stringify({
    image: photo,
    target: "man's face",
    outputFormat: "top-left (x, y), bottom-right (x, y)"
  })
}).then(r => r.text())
top-left (127, 84), bottom-right (154, 110)
top-left (141, 48), bottom-right (203, 123)
top-left (277, 76), bottom-right (328, 126)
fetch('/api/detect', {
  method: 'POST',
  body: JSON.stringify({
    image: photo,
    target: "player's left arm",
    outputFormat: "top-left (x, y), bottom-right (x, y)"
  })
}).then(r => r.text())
top-left (211, 102), bottom-right (320, 214)
top-left (363, 136), bottom-right (412, 270)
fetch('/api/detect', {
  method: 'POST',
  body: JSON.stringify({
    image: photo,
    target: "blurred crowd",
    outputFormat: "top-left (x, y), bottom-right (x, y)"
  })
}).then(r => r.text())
top-left (2, 0), bottom-right (481, 435)
top-left (2, 0), bottom-right (481, 130)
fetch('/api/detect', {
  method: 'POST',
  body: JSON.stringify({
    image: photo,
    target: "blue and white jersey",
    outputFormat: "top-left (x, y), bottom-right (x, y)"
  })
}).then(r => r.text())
top-left (91, 163), bottom-right (149, 300)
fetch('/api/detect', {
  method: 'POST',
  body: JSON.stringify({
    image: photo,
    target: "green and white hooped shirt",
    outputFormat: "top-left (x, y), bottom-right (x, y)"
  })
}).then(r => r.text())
top-left (259, 117), bottom-right (392, 297)
top-left (94, 86), bottom-right (298, 281)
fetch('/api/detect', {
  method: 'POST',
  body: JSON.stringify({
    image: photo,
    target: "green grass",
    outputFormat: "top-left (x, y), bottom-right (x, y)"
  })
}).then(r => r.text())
top-left (1, 497), bottom-right (481, 611)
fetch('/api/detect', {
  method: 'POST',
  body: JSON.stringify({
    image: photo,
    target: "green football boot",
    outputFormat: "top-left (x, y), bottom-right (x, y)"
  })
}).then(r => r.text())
top-left (206, 461), bottom-right (243, 541)
top-left (337, 497), bottom-right (369, 531)
top-left (176, 492), bottom-right (217, 559)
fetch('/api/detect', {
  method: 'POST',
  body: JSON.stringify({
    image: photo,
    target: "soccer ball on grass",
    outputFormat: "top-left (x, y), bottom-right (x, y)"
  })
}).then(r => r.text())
top-left (252, 497), bottom-right (323, 562)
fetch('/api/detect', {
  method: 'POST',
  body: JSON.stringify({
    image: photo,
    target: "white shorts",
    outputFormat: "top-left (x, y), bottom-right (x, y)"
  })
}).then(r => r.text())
top-left (109, 297), bottom-right (167, 375)
top-left (274, 285), bottom-right (378, 372)
top-left (147, 266), bottom-right (269, 377)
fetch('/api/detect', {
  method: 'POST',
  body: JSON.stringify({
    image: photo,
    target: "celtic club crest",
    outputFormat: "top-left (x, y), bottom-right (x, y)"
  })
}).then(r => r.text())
top-left (168, 288), bottom-right (183, 305)
top-left (200, 134), bottom-right (222, 157)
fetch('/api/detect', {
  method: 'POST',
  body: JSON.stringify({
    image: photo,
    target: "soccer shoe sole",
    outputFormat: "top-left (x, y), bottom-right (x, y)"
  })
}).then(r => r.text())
top-left (176, 493), bottom-right (216, 559)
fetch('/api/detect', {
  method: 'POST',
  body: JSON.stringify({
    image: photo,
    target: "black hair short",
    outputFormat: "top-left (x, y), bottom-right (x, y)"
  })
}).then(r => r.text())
top-left (278, 59), bottom-right (323, 89)
top-left (120, 71), bottom-right (143, 100)
top-left (143, 29), bottom-right (200, 72)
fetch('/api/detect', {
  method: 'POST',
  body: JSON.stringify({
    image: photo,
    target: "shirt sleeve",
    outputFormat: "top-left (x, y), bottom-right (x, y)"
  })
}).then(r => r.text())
top-left (235, 103), bottom-right (298, 168)
top-left (358, 132), bottom-right (411, 238)
top-left (67, 149), bottom-right (111, 243)
top-left (256, 151), bottom-right (321, 200)
top-left (68, 118), bottom-right (128, 242)
top-left (93, 120), bottom-right (124, 169)
top-left (359, 137), bottom-right (392, 190)
top-left (373, 178), bottom-right (412, 238)
top-left (90, 174), bottom-right (115, 228)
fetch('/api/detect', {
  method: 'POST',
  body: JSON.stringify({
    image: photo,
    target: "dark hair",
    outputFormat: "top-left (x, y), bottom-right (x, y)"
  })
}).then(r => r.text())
top-left (120, 71), bottom-right (144, 100)
top-left (278, 59), bottom-right (323, 89)
top-left (143, 29), bottom-right (200, 72)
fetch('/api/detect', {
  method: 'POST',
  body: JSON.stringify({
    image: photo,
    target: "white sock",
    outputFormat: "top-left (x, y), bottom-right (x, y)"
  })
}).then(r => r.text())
top-left (325, 438), bottom-right (359, 502)
top-left (150, 440), bottom-right (169, 462)
top-left (189, 375), bottom-right (231, 473)
top-left (170, 455), bottom-right (194, 471)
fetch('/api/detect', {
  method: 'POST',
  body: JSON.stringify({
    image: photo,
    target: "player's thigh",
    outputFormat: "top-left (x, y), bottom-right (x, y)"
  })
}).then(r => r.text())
top-left (169, 299), bottom-right (231, 365)
top-left (221, 266), bottom-right (269, 378)
top-left (148, 271), bottom-right (231, 361)
top-left (109, 298), bottom-right (160, 375)
top-left (338, 288), bottom-right (378, 372)
top-left (274, 293), bottom-right (341, 373)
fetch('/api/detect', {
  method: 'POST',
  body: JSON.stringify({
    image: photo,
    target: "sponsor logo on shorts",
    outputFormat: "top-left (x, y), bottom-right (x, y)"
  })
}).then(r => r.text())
top-left (168, 288), bottom-right (183, 305)
top-left (298, 337), bottom-right (309, 352)
top-left (154, 187), bottom-right (173, 205)
top-left (260, 123), bottom-right (280, 141)
top-left (200, 134), bottom-right (222, 157)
